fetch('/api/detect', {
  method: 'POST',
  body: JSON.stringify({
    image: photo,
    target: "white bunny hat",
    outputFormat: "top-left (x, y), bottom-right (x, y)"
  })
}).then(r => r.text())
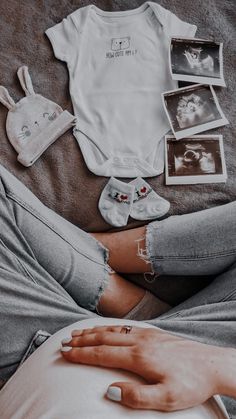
top-left (0, 66), bottom-right (76, 167)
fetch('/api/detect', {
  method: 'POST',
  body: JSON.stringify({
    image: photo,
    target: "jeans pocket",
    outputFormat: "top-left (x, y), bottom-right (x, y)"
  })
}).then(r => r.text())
top-left (18, 330), bottom-right (51, 368)
top-left (221, 290), bottom-right (236, 302)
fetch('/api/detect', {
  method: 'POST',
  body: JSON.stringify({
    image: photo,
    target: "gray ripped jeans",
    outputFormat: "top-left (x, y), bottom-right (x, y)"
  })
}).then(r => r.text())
top-left (0, 164), bottom-right (235, 416)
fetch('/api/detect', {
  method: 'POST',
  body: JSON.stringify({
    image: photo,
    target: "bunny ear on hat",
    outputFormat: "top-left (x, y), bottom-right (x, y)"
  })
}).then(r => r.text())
top-left (0, 86), bottom-right (15, 110)
top-left (17, 66), bottom-right (35, 96)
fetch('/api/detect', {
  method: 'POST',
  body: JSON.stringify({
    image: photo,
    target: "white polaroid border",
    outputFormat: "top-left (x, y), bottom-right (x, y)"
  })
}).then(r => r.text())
top-left (162, 84), bottom-right (229, 140)
top-left (169, 37), bottom-right (226, 87)
top-left (165, 134), bottom-right (227, 185)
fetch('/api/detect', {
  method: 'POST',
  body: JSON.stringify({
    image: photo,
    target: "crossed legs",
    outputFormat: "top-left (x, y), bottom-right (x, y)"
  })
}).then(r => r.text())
top-left (0, 162), bottom-right (236, 398)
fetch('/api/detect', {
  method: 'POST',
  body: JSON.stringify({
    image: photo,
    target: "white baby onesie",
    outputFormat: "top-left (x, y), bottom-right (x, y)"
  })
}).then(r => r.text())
top-left (46, 2), bottom-right (197, 177)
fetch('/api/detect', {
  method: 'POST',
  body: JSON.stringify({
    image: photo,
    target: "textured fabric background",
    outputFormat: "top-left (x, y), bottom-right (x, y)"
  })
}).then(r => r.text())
top-left (0, 1), bottom-right (235, 305)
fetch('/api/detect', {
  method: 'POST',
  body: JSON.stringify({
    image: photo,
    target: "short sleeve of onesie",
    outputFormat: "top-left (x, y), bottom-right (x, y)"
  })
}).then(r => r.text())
top-left (45, 13), bottom-right (80, 63)
top-left (165, 10), bottom-right (197, 37)
top-left (151, 3), bottom-right (197, 38)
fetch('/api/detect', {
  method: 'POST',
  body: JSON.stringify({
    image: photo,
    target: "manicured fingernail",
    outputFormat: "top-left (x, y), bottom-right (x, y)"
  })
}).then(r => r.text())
top-left (71, 330), bottom-right (82, 337)
top-left (106, 386), bottom-right (122, 402)
top-left (61, 338), bottom-right (72, 345)
top-left (61, 346), bottom-right (72, 352)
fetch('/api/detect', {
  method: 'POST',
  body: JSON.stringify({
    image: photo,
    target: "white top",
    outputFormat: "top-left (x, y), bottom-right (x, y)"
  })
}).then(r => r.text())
top-left (0, 317), bottom-right (229, 419)
top-left (46, 2), bottom-right (197, 177)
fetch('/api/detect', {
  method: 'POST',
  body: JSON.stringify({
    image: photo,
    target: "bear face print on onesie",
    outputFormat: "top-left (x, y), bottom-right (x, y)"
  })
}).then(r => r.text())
top-left (46, 2), bottom-right (197, 177)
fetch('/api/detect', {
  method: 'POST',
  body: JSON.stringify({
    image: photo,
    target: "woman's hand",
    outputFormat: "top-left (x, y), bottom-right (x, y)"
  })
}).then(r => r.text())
top-left (60, 325), bottom-right (230, 412)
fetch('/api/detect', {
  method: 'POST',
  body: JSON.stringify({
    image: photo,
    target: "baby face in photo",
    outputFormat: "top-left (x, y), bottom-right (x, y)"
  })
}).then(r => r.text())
top-left (176, 94), bottom-right (206, 128)
top-left (175, 143), bottom-right (216, 175)
top-left (183, 46), bottom-right (214, 75)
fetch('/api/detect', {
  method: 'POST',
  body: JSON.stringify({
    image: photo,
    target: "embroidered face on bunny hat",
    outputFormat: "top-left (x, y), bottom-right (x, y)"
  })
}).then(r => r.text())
top-left (0, 66), bottom-right (76, 167)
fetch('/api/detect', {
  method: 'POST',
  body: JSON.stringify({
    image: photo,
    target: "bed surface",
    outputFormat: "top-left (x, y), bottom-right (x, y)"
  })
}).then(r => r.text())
top-left (0, 1), bottom-right (235, 305)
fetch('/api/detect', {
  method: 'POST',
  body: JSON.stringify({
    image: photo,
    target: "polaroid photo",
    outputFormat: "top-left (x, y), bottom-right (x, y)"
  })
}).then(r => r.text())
top-left (162, 84), bottom-right (229, 140)
top-left (169, 37), bottom-right (225, 87)
top-left (165, 134), bottom-right (227, 185)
